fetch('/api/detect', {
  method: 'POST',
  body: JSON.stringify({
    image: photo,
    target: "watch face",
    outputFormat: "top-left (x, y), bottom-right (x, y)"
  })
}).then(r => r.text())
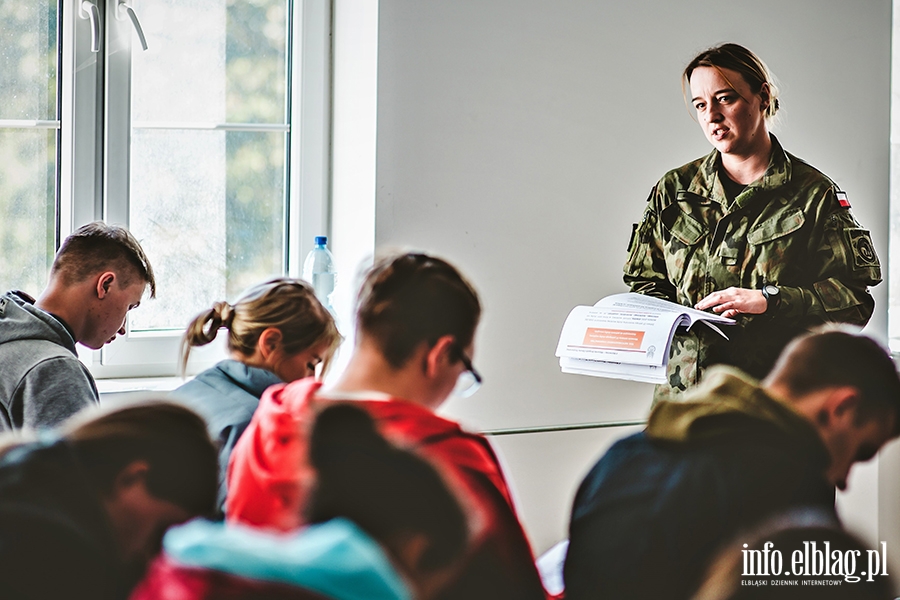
top-left (764, 285), bottom-right (779, 296)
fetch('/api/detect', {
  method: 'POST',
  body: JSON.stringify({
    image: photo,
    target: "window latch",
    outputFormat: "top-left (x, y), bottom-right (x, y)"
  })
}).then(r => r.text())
top-left (116, 0), bottom-right (149, 51)
top-left (79, 1), bottom-right (101, 53)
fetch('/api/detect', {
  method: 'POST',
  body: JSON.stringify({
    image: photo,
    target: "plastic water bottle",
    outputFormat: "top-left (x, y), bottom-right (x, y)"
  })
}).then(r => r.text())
top-left (302, 236), bottom-right (337, 313)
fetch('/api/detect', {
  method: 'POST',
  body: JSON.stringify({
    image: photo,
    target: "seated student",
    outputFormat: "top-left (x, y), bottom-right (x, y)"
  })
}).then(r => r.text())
top-left (564, 327), bottom-right (900, 600)
top-left (0, 401), bottom-right (217, 600)
top-left (227, 252), bottom-right (547, 599)
top-left (693, 509), bottom-right (894, 600)
top-left (130, 403), bottom-right (469, 600)
top-left (0, 221), bottom-right (155, 430)
top-left (172, 277), bottom-right (340, 512)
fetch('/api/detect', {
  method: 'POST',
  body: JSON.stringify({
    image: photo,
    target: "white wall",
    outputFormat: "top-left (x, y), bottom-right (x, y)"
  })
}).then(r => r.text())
top-left (372, 0), bottom-right (893, 556)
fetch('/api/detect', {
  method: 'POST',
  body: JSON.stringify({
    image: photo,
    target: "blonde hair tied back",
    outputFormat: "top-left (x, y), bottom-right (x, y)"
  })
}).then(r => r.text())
top-left (179, 301), bottom-right (235, 374)
top-left (179, 278), bottom-right (341, 377)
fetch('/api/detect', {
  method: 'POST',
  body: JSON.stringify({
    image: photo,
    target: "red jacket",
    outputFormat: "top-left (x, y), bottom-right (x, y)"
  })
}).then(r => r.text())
top-left (227, 378), bottom-right (548, 600)
top-left (131, 554), bottom-right (332, 600)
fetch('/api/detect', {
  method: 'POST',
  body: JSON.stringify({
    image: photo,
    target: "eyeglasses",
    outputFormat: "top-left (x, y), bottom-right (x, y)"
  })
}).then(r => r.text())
top-left (452, 347), bottom-right (482, 398)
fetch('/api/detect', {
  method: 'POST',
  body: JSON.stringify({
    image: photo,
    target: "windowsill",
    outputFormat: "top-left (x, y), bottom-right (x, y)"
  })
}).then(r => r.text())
top-left (96, 376), bottom-right (189, 396)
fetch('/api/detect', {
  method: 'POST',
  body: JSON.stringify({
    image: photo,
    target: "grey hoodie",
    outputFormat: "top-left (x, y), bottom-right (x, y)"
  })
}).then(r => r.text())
top-left (0, 291), bottom-right (98, 430)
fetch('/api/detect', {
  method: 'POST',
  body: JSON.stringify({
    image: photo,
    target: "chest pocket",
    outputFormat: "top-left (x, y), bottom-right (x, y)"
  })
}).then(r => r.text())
top-left (747, 208), bottom-right (805, 245)
top-left (661, 203), bottom-right (706, 247)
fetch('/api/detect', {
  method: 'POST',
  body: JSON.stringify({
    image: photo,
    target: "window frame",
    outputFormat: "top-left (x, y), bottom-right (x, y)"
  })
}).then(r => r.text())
top-left (53, 0), bottom-right (332, 379)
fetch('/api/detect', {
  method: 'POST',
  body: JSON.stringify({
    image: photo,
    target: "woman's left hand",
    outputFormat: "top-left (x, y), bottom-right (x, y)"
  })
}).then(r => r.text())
top-left (695, 287), bottom-right (767, 318)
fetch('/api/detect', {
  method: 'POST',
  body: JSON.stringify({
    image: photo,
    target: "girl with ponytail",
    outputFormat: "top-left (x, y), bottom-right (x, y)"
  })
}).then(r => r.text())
top-left (172, 278), bottom-right (341, 512)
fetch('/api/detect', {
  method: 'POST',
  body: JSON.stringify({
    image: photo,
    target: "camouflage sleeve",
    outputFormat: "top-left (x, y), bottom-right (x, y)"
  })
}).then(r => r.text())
top-left (623, 186), bottom-right (678, 302)
top-left (775, 188), bottom-right (881, 326)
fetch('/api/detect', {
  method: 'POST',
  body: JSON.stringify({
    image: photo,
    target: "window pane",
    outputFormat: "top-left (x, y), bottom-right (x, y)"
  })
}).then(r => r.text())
top-left (0, 2), bottom-right (58, 120)
top-left (0, 1), bottom-right (58, 293)
top-left (132, 0), bottom-right (287, 123)
top-left (128, 130), bottom-right (286, 331)
top-left (225, 0), bottom-right (287, 123)
top-left (0, 130), bottom-right (56, 292)
top-left (127, 0), bottom-right (289, 333)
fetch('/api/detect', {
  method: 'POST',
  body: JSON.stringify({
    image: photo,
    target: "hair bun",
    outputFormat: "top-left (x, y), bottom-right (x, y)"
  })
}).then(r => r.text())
top-left (213, 301), bottom-right (235, 328)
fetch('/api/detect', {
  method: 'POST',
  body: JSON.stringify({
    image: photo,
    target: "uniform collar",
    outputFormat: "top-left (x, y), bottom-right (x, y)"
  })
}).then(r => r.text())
top-left (687, 134), bottom-right (792, 210)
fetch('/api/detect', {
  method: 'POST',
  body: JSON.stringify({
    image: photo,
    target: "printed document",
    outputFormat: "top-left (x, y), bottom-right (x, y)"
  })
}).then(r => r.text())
top-left (555, 293), bottom-right (734, 384)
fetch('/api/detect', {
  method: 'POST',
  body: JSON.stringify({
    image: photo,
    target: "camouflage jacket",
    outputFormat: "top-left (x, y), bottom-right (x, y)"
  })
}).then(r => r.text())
top-left (624, 136), bottom-right (881, 402)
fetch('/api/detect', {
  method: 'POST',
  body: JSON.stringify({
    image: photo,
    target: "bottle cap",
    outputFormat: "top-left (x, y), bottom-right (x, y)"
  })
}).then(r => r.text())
top-left (315, 236), bottom-right (327, 246)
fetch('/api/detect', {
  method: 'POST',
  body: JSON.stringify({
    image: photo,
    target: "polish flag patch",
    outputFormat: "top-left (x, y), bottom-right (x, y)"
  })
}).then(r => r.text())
top-left (836, 191), bottom-right (851, 208)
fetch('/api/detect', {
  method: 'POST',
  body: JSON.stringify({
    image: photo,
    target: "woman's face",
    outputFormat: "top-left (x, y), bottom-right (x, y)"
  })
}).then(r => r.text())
top-left (689, 66), bottom-right (769, 158)
top-left (271, 341), bottom-right (330, 382)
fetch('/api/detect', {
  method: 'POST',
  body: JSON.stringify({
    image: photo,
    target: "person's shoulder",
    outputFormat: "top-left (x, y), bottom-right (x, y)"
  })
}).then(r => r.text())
top-left (655, 152), bottom-right (713, 197)
top-left (16, 354), bottom-right (98, 418)
top-left (0, 293), bottom-right (77, 353)
top-left (366, 401), bottom-right (506, 477)
top-left (174, 362), bottom-right (240, 399)
top-left (27, 352), bottom-right (94, 383)
top-left (784, 151), bottom-right (839, 194)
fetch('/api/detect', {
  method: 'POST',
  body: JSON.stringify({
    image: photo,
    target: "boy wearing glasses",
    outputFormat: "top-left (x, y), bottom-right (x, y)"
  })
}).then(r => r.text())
top-left (227, 251), bottom-right (546, 600)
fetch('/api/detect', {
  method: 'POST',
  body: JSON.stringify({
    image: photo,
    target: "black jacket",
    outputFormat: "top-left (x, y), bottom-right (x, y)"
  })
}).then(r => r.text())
top-left (0, 439), bottom-right (125, 600)
top-left (564, 367), bottom-right (835, 600)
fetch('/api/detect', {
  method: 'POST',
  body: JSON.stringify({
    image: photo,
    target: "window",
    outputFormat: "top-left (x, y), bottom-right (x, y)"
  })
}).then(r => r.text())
top-left (0, 0), bottom-right (331, 378)
top-left (0, 2), bottom-right (58, 294)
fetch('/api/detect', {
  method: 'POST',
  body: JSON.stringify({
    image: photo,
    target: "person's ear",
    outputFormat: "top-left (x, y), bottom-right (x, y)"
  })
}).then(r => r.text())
top-left (759, 82), bottom-right (771, 113)
top-left (112, 459), bottom-right (151, 496)
top-left (96, 272), bottom-right (117, 299)
top-left (257, 327), bottom-right (284, 362)
top-left (822, 387), bottom-right (861, 429)
top-left (424, 335), bottom-right (457, 379)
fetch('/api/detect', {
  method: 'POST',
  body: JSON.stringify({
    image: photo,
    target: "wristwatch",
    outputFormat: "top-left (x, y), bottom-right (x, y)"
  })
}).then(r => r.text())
top-left (761, 285), bottom-right (781, 314)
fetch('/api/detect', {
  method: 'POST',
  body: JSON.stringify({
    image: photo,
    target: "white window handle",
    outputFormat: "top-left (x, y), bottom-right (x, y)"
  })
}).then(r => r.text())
top-left (79, 0), bottom-right (101, 53)
top-left (117, 0), bottom-right (149, 51)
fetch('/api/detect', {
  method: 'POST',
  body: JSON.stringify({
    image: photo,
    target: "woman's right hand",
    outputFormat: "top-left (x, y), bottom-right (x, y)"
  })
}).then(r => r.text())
top-left (695, 287), bottom-right (767, 319)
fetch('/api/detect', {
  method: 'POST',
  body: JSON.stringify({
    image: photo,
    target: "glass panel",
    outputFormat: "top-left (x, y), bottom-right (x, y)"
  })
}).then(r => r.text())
top-left (128, 0), bottom-right (289, 334)
top-left (225, 0), bottom-right (288, 123)
top-left (0, 1), bottom-right (58, 120)
top-left (0, 1), bottom-right (58, 293)
top-left (131, 0), bottom-right (287, 124)
top-left (0, 130), bottom-right (56, 293)
top-left (128, 130), bottom-right (285, 331)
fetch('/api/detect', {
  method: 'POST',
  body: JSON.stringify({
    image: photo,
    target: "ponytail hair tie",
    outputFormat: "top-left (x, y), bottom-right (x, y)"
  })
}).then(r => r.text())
top-left (214, 301), bottom-right (235, 328)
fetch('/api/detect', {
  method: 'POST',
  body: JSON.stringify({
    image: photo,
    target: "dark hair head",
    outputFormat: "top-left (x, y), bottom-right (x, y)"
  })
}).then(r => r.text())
top-left (52, 221), bottom-right (156, 298)
top-left (767, 326), bottom-right (900, 435)
top-left (62, 401), bottom-right (217, 515)
top-left (306, 403), bottom-right (468, 572)
top-left (179, 277), bottom-right (341, 375)
top-left (683, 43), bottom-right (780, 120)
top-left (356, 252), bottom-right (481, 369)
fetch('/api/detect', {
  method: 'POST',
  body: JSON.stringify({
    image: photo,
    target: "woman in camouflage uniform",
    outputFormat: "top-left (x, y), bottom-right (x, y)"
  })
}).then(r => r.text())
top-left (624, 43), bottom-right (882, 402)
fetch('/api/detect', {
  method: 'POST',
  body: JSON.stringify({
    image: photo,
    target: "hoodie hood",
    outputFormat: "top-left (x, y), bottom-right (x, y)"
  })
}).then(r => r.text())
top-left (163, 518), bottom-right (412, 600)
top-left (647, 366), bottom-right (828, 468)
top-left (0, 291), bottom-right (76, 352)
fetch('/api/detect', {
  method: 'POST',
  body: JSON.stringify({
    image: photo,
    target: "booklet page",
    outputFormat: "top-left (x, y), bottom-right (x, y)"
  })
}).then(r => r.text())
top-left (555, 292), bottom-right (735, 384)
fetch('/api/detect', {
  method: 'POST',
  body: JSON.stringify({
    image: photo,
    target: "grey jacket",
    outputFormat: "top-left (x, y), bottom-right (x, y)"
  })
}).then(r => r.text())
top-left (0, 291), bottom-right (99, 430)
top-left (171, 360), bottom-right (282, 513)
